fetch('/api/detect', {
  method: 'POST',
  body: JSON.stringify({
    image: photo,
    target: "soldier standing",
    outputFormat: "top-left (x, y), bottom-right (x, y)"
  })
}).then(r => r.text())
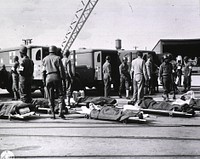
top-left (182, 56), bottom-right (192, 92)
top-left (62, 50), bottom-right (73, 106)
top-left (176, 58), bottom-right (183, 87)
top-left (130, 51), bottom-right (148, 104)
top-left (118, 56), bottom-right (130, 99)
top-left (145, 54), bottom-right (154, 95)
top-left (19, 46), bottom-right (34, 103)
top-left (159, 54), bottom-right (173, 101)
top-left (11, 56), bottom-right (20, 100)
top-left (103, 56), bottom-right (112, 97)
top-left (42, 46), bottom-right (66, 119)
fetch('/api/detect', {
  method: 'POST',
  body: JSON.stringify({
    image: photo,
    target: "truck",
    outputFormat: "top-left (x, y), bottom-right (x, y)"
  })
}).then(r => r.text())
top-left (71, 48), bottom-right (121, 94)
top-left (0, 46), bottom-right (121, 95)
top-left (0, 45), bottom-right (49, 94)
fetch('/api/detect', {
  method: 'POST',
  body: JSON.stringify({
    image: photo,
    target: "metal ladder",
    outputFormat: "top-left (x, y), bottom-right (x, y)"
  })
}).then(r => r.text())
top-left (61, 0), bottom-right (99, 53)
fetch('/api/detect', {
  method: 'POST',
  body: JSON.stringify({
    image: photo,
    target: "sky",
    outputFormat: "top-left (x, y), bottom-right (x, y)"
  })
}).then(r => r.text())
top-left (0, 0), bottom-right (200, 51)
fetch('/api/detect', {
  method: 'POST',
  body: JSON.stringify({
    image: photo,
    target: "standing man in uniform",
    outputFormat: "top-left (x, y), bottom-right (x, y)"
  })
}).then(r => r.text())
top-left (103, 56), bottom-right (112, 97)
top-left (145, 54), bottom-right (154, 95)
top-left (159, 54), bottom-right (173, 101)
top-left (130, 51), bottom-right (148, 104)
top-left (11, 56), bottom-right (20, 100)
top-left (182, 56), bottom-right (192, 93)
top-left (62, 50), bottom-right (73, 106)
top-left (176, 58), bottom-right (183, 87)
top-left (118, 56), bottom-right (130, 99)
top-left (42, 46), bottom-right (66, 119)
top-left (19, 46), bottom-right (34, 103)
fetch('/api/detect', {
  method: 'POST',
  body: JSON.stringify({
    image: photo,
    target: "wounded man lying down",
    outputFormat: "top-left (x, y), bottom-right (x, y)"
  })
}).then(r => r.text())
top-left (0, 101), bottom-right (35, 119)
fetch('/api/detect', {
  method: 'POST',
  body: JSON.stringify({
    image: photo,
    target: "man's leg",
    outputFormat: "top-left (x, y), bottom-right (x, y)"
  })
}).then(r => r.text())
top-left (137, 77), bottom-right (144, 103)
top-left (132, 79), bottom-right (138, 102)
top-left (47, 82), bottom-right (55, 119)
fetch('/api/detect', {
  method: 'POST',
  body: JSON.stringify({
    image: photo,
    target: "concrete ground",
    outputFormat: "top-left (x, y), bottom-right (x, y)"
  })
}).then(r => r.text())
top-left (0, 87), bottom-right (200, 158)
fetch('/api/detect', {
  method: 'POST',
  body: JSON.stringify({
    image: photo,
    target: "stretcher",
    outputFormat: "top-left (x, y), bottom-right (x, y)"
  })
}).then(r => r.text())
top-left (0, 101), bottom-right (36, 120)
top-left (9, 112), bottom-right (35, 120)
top-left (140, 108), bottom-right (193, 117)
top-left (76, 106), bottom-right (149, 123)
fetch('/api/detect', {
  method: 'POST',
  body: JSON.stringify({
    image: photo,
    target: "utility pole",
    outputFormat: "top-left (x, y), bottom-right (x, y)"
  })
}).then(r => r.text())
top-left (22, 39), bottom-right (32, 45)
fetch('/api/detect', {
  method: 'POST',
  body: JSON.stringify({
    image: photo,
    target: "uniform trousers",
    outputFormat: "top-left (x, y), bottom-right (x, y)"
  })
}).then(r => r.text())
top-left (12, 73), bottom-right (20, 100)
top-left (183, 75), bottom-right (191, 91)
top-left (162, 76), bottom-right (171, 95)
top-left (104, 77), bottom-right (111, 97)
top-left (132, 75), bottom-right (144, 103)
top-left (46, 74), bottom-right (65, 116)
top-left (19, 76), bottom-right (32, 103)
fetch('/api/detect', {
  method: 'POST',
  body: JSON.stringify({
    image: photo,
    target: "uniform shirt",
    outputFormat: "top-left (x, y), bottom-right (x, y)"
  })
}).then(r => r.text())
top-left (42, 53), bottom-right (65, 79)
top-left (19, 56), bottom-right (34, 77)
top-left (176, 62), bottom-right (182, 76)
top-left (119, 63), bottom-right (129, 78)
top-left (159, 61), bottom-right (173, 77)
top-left (62, 57), bottom-right (72, 79)
top-left (11, 61), bottom-right (19, 75)
top-left (103, 60), bottom-right (111, 79)
top-left (131, 57), bottom-right (148, 80)
top-left (145, 59), bottom-right (153, 79)
top-left (184, 62), bottom-right (192, 77)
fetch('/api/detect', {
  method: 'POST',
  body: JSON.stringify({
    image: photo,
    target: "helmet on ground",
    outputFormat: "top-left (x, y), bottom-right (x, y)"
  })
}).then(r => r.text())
top-left (19, 46), bottom-right (27, 55)
top-left (49, 45), bottom-right (57, 53)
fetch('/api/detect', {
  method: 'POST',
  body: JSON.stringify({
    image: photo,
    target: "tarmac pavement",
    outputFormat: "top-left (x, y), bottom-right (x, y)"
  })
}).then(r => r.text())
top-left (0, 87), bottom-right (200, 158)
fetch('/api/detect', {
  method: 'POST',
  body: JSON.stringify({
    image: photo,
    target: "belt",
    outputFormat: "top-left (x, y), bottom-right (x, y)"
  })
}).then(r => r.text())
top-left (47, 72), bottom-right (58, 75)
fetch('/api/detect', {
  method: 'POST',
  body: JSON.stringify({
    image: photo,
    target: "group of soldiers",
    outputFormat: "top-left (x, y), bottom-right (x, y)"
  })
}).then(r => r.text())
top-left (11, 45), bottom-right (73, 119)
top-left (103, 51), bottom-right (192, 103)
top-left (9, 46), bottom-right (193, 118)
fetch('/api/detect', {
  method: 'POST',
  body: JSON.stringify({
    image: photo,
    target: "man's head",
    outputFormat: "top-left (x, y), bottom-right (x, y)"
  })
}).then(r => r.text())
top-left (106, 56), bottom-right (110, 62)
top-left (19, 46), bottom-right (27, 58)
top-left (163, 54), bottom-right (169, 62)
top-left (184, 56), bottom-right (189, 62)
top-left (63, 49), bottom-right (70, 58)
top-left (122, 56), bottom-right (128, 63)
top-left (147, 54), bottom-right (153, 61)
top-left (167, 53), bottom-right (173, 61)
top-left (14, 56), bottom-right (19, 62)
top-left (137, 51), bottom-right (143, 58)
top-left (49, 45), bottom-right (57, 54)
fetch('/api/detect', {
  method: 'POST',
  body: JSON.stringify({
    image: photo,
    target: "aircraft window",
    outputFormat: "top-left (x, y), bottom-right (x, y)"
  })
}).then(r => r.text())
top-left (36, 50), bottom-right (41, 60)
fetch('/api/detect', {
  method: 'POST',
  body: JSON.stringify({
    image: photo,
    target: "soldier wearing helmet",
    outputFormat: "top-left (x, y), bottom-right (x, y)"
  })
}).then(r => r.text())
top-left (159, 54), bottom-right (173, 101)
top-left (18, 45), bottom-right (34, 103)
top-left (42, 45), bottom-right (67, 119)
top-left (168, 53), bottom-right (178, 99)
top-left (182, 56), bottom-right (192, 92)
top-left (118, 56), bottom-right (131, 99)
